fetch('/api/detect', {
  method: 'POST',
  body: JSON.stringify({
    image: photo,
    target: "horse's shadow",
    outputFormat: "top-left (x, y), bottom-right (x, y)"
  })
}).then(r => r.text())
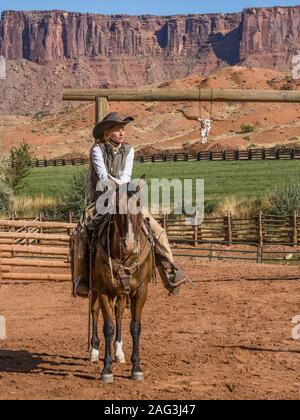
top-left (0, 349), bottom-right (131, 381)
top-left (0, 349), bottom-right (95, 380)
top-left (214, 344), bottom-right (300, 355)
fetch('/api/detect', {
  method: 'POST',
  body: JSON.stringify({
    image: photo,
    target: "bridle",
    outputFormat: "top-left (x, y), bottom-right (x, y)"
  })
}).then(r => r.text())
top-left (97, 210), bottom-right (155, 301)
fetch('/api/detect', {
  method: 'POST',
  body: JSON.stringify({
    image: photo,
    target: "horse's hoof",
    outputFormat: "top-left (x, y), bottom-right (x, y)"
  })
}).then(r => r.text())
top-left (115, 355), bottom-right (126, 364)
top-left (101, 374), bottom-right (114, 384)
top-left (131, 372), bottom-right (144, 381)
top-left (90, 348), bottom-right (100, 363)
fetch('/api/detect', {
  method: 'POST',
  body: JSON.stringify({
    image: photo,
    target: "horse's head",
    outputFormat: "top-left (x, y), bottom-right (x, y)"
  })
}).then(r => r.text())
top-left (115, 176), bottom-right (146, 255)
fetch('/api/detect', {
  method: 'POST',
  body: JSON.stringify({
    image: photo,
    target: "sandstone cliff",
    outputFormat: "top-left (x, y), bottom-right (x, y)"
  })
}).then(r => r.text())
top-left (0, 10), bottom-right (242, 70)
top-left (240, 6), bottom-right (300, 71)
top-left (0, 6), bottom-right (300, 114)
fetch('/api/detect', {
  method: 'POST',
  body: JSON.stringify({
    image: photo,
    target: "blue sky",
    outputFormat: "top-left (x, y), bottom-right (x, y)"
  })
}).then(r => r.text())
top-left (0, 1), bottom-right (300, 16)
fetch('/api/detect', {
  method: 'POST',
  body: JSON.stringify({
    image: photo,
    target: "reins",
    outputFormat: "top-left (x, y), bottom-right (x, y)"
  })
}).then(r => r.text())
top-left (97, 213), bottom-right (153, 299)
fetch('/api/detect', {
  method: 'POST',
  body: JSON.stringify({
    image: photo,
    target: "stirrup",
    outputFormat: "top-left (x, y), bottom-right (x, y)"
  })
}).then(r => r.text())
top-left (74, 277), bottom-right (90, 298)
top-left (167, 268), bottom-right (190, 289)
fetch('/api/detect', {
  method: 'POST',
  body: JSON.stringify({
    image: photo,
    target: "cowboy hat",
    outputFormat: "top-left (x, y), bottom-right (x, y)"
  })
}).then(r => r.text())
top-left (93, 112), bottom-right (134, 139)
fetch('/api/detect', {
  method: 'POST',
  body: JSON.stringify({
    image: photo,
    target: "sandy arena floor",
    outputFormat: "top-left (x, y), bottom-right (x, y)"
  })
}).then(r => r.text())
top-left (1, 259), bottom-right (300, 400)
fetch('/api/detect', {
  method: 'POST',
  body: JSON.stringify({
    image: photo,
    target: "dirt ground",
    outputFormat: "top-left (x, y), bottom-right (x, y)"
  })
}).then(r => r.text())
top-left (1, 259), bottom-right (300, 400)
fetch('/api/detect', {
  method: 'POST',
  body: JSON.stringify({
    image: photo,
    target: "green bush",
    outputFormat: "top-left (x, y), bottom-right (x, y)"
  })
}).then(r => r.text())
top-left (240, 123), bottom-right (256, 134)
top-left (268, 178), bottom-right (300, 216)
top-left (0, 152), bottom-right (14, 214)
top-left (60, 166), bottom-right (90, 217)
top-left (6, 142), bottom-right (35, 195)
top-left (33, 111), bottom-right (51, 121)
top-left (0, 182), bottom-right (13, 214)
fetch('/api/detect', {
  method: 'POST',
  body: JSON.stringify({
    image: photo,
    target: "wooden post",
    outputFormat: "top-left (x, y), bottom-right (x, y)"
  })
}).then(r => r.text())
top-left (293, 210), bottom-right (298, 246)
top-left (163, 213), bottom-right (168, 231)
top-left (257, 244), bottom-right (263, 264)
top-left (228, 211), bottom-right (232, 244)
top-left (291, 148), bottom-right (295, 160)
top-left (95, 97), bottom-right (109, 124)
top-left (256, 244), bottom-right (260, 263)
top-left (224, 211), bottom-right (232, 245)
top-left (39, 212), bottom-right (43, 239)
top-left (209, 243), bottom-right (213, 261)
top-left (258, 211), bottom-right (264, 248)
top-left (194, 224), bottom-right (198, 247)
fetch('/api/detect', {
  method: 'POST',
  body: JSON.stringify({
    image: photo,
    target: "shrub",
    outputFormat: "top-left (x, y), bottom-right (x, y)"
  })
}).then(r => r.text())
top-left (60, 166), bottom-right (89, 217)
top-left (0, 151), bottom-right (13, 214)
top-left (33, 111), bottom-right (51, 121)
top-left (239, 123), bottom-right (256, 134)
top-left (0, 182), bottom-right (13, 214)
top-left (267, 178), bottom-right (300, 216)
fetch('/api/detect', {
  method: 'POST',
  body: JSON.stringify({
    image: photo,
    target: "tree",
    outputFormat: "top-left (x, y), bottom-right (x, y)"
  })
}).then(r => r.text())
top-left (6, 142), bottom-right (34, 195)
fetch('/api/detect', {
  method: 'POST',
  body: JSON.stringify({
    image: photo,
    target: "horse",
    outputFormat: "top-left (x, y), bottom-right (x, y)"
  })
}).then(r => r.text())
top-left (88, 177), bottom-right (155, 383)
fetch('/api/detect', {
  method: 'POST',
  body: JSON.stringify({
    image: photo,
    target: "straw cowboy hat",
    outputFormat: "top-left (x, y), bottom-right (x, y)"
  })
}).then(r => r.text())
top-left (93, 112), bottom-right (134, 139)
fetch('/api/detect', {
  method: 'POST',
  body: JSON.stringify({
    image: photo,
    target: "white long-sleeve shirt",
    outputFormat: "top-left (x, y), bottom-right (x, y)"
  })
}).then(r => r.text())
top-left (91, 144), bottom-right (134, 185)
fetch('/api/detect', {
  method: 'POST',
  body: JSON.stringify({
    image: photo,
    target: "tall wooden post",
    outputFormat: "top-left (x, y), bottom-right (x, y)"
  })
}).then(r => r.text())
top-left (194, 224), bottom-right (198, 247)
top-left (95, 97), bottom-right (109, 124)
top-left (224, 211), bottom-right (233, 245)
top-left (258, 211), bottom-right (264, 247)
top-left (293, 210), bottom-right (298, 246)
top-left (162, 213), bottom-right (168, 231)
top-left (228, 211), bottom-right (232, 244)
top-left (258, 211), bottom-right (264, 263)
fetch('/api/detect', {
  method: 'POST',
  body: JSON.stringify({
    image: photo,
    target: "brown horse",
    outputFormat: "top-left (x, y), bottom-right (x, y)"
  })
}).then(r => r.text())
top-left (89, 177), bottom-right (155, 383)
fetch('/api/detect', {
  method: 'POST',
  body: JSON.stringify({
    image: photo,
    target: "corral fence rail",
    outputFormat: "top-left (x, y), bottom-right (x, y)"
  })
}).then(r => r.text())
top-left (0, 211), bottom-right (300, 282)
top-left (17, 147), bottom-right (300, 168)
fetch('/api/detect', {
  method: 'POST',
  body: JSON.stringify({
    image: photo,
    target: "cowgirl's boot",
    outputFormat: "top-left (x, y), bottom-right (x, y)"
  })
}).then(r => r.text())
top-left (155, 252), bottom-right (188, 296)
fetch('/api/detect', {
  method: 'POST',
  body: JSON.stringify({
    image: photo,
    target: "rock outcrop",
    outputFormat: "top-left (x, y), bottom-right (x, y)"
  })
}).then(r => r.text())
top-left (0, 10), bottom-right (241, 68)
top-left (1, 6), bottom-right (300, 74)
top-left (240, 7), bottom-right (300, 71)
top-left (1, 6), bottom-right (300, 114)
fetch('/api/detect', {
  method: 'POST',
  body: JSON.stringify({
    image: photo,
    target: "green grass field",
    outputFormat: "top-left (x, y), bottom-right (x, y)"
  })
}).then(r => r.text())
top-left (22, 160), bottom-right (300, 210)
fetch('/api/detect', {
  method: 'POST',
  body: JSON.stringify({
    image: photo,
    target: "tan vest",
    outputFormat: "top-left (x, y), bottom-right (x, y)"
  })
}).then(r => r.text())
top-left (88, 142), bottom-right (132, 203)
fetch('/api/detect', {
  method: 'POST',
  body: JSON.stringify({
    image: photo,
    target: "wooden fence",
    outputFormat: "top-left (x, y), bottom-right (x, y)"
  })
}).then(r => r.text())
top-left (1, 212), bottom-right (300, 282)
top-left (0, 219), bottom-right (73, 282)
top-left (23, 146), bottom-right (300, 168)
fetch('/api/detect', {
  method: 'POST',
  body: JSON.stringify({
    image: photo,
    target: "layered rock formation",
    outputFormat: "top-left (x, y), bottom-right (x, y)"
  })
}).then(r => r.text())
top-left (0, 6), bottom-right (300, 114)
top-left (0, 10), bottom-right (242, 68)
top-left (1, 6), bottom-right (300, 73)
top-left (240, 7), bottom-right (300, 71)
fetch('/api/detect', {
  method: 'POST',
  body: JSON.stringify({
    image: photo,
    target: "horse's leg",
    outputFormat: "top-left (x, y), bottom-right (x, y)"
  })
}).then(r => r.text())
top-left (99, 294), bottom-right (115, 383)
top-left (130, 286), bottom-right (148, 381)
top-left (114, 295), bottom-right (126, 363)
top-left (90, 289), bottom-right (101, 362)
